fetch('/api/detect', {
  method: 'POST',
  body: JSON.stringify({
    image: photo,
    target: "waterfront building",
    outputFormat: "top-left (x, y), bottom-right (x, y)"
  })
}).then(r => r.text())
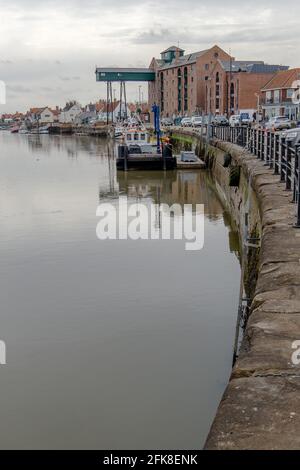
top-left (28, 107), bottom-right (57, 125)
top-left (97, 100), bottom-right (131, 122)
top-left (148, 45), bottom-right (232, 118)
top-left (59, 102), bottom-right (82, 123)
top-left (261, 68), bottom-right (300, 120)
top-left (206, 61), bottom-right (288, 118)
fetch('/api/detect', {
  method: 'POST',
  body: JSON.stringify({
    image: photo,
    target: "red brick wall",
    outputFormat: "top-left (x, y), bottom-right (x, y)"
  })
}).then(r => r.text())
top-left (148, 45), bottom-right (232, 118)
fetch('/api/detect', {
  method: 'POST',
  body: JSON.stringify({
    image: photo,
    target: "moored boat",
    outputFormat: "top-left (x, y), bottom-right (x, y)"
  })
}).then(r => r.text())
top-left (116, 141), bottom-right (176, 171)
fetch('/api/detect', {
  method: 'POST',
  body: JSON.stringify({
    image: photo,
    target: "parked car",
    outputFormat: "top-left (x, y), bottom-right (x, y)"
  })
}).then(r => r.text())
top-left (212, 115), bottom-right (229, 126)
top-left (281, 128), bottom-right (300, 147)
top-left (265, 116), bottom-right (292, 131)
top-left (229, 115), bottom-right (240, 127)
top-left (239, 112), bottom-right (251, 126)
top-left (174, 117), bottom-right (182, 126)
top-left (191, 116), bottom-right (203, 127)
top-left (181, 117), bottom-right (192, 127)
top-left (161, 117), bottom-right (173, 127)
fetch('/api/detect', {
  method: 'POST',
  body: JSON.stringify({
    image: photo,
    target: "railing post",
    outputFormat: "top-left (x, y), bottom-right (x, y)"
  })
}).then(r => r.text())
top-left (269, 132), bottom-right (274, 169)
top-left (274, 134), bottom-right (279, 175)
top-left (280, 137), bottom-right (285, 182)
top-left (286, 142), bottom-right (292, 190)
top-left (265, 131), bottom-right (270, 166)
top-left (261, 130), bottom-right (265, 161)
top-left (294, 145), bottom-right (300, 228)
top-left (293, 147), bottom-right (297, 202)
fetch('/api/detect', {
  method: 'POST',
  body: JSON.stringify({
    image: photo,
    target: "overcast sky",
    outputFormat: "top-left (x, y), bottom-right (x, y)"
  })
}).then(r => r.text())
top-left (0, 0), bottom-right (299, 112)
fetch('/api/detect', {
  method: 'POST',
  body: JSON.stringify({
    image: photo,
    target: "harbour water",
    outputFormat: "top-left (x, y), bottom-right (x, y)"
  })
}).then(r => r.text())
top-left (0, 132), bottom-right (240, 449)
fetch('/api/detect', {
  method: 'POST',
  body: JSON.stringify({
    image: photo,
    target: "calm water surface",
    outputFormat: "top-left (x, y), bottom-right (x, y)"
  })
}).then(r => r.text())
top-left (0, 132), bottom-right (240, 449)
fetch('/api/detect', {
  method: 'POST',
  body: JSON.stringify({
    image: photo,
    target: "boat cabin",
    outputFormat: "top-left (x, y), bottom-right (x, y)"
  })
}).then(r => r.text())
top-left (124, 129), bottom-right (148, 145)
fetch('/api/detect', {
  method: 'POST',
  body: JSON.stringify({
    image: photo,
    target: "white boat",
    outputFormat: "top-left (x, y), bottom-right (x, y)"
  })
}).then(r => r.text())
top-left (31, 126), bottom-right (49, 135)
top-left (19, 125), bottom-right (29, 134)
top-left (114, 127), bottom-right (125, 139)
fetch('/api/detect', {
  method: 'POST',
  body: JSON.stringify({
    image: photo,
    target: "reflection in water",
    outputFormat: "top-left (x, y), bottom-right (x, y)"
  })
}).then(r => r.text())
top-left (0, 132), bottom-right (240, 449)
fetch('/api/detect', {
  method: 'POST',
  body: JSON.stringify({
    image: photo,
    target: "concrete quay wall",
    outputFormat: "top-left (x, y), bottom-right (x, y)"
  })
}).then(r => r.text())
top-left (173, 129), bottom-right (300, 449)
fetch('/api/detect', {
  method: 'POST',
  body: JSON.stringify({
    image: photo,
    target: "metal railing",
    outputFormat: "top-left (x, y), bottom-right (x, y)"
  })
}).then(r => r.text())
top-left (211, 125), bottom-right (300, 227)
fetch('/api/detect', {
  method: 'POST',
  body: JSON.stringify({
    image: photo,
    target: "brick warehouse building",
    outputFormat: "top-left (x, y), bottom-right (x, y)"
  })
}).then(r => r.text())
top-left (206, 60), bottom-right (288, 117)
top-left (148, 45), bottom-right (232, 118)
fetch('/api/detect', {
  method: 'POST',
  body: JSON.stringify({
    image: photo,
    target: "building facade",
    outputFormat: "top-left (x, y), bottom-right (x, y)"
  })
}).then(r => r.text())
top-left (59, 103), bottom-right (82, 123)
top-left (206, 61), bottom-right (288, 117)
top-left (261, 68), bottom-right (300, 120)
top-left (98, 101), bottom-right (131, 122)
top-left (148, 45), bottom-right (232, 118)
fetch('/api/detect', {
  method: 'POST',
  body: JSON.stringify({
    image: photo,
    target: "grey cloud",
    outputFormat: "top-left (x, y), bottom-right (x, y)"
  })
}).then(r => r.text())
top-left (8, 85), bottom-right (32, 93)
top-left (1, 0), bottom-right (300, 112)
top-left (60, 76), bottom-right (81, 81)
top-left (40, 86), bottom-right (55, 92)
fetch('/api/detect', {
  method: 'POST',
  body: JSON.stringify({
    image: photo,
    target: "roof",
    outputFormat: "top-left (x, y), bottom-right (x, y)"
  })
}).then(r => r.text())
top-left (262, 68), bottom-right (300, 90)
top-left (30, 107), bottom-right (45, 115)
top-left (161, 45), bottom-right (185, 53)
top-left (96, 67), bottom-right (153, 74)
top-left (95, 102), bottom-right (105, 112)
top-left (63, 102), bottom-right (80, 112)
top-left (159, 49), bottom-right (209, 70)
top-left (219, 60), bottom-right (288, 75)
top-left (219, 60), bottom-right (263, 72)
top-left (101, 100), bottom-right (125, 113)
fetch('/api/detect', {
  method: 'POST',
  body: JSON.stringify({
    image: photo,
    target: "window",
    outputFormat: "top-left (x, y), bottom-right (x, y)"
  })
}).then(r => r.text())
top-left (205, 64), bottom-right (209, 70)
top-left (127, 134), bottom-right (132, 141)
top-left (274, 90), bottom-right (280, 103)
top-left (230, 83), bottom-right (235, 111)
top-left (287, 89), bottom-right (294, 98)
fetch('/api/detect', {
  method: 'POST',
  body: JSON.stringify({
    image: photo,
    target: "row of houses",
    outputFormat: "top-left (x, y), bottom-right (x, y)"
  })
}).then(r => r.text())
top-left (148, 45), bottom-right (300, 120)
top-left (1, 101), bottom-right (150, 126)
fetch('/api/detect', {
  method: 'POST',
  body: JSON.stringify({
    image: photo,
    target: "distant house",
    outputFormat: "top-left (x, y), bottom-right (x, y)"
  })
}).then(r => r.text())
top-left (59, 103), bottom-right (82, 123)
top-left (12, 112), bottom-right (25, 122)
top-left (98, 100), bottom-right (131, 122)
top-left (74, 103), bottom-right (97, 125)
top-left (128, 103), bottom-right (137, 115)
top-left (137, 103), bottom-right (150, 122)
top-left (1, 113), bottom-right (14, 123)
top-left (51, 107), bottom-right (61, 122)
top-left (29, 107), bottom-right (56, 124)
top-left (261, 68), bottom-right (300, 120)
